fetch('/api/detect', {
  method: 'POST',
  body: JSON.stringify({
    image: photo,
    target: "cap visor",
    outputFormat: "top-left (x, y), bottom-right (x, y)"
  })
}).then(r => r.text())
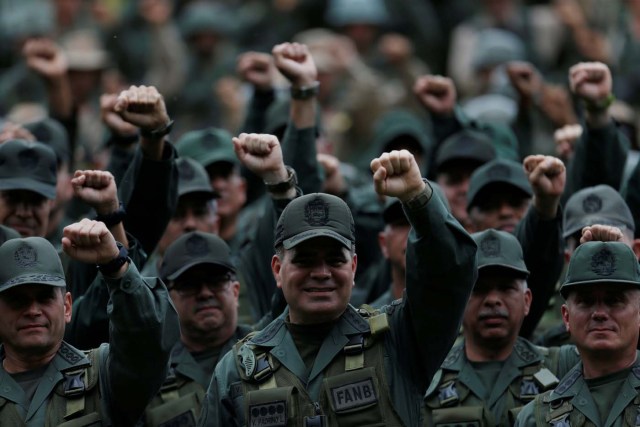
top-left (562, 218), bottom-right (628, 239)
top-left (1, 274), bottom-right (66, 292)
top-left (166, 260), bottom-right (235, 281)
top-left (283, 229), bottom-right (352, 250)
top-left (561, 279), bottom-right (640, 298)
top-left (0, 178), bottom-right (55, 199)
top-left (478, 264), bottom-right (530, 278)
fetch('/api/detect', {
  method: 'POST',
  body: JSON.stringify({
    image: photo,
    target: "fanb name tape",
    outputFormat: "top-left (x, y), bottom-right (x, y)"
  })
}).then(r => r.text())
top-left (330, 378), bottom-right (377, 412)
top-left (249, 400), bottom-right (287, 427)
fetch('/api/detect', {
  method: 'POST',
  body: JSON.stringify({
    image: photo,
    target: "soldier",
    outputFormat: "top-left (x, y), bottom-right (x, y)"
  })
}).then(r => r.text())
top-left (424, 229), bottom-right (580, 426)
top-left (199, 149), bottom-right (478, 426)
top-left (143, 231), bottom-right (251, 426)
top-left (516, 241), bottom-right (640, 426)
top-left (0, 219), bottom-right (179, 425)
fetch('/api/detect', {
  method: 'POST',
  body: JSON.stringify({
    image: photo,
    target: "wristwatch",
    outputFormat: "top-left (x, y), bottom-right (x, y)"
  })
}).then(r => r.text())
top-left (97, 242), bottom-right (129, 276)
top-left (403, 180), bottom-right (433, 210)
top-left (95, 202), bottom-right (126, 228)
top-left (265, 166), bottom-right (297, 194)
top-left (290, 81), bottom-right (320, 100)
top-left (140, 120), bottom-right (174, 139)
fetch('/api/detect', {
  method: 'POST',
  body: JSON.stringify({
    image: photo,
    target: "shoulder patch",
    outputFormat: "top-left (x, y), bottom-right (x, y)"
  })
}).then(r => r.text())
top-left (58, 342), bottom-right (87, 365)
top-left (250, 322), bottom-right (280, 345)
top-left (442, 345), bottom-right (462, 368)
top-left (632, 365), bottom-right (640, 380)
top-left (554, 368), bottom-right (581, 395)
top-left (514, 339), bottom-right (539, 364)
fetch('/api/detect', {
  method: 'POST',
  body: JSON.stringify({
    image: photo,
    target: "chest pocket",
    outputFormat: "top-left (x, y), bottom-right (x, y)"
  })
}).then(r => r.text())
top-left (245, 386), bottom-right (298, 427)
top-left (322, 367), bottom-right (385, 427)
top-left (144, 371), bottom-right (205, 427)
top-left (430, 406), bottom-right (487, 427)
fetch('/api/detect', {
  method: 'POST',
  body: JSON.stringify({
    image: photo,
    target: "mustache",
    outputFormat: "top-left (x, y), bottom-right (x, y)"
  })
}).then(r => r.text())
top-left (478, 308), bottom-right (509, 320)
top-left (194, 298), bottom-right (221, 312)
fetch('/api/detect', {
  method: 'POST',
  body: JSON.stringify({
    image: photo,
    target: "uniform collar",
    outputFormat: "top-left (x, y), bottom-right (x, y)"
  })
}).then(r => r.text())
top-left (442, 337), bottom-right (545, 371)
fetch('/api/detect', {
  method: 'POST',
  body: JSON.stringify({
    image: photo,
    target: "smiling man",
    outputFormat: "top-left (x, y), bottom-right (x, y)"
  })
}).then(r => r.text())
top-left (200, 149), bottom-right (478, 426)
top-left (0, 139), bottom-right (57, 238)
top-left (516, 241), bottom-right (640, 426)
top-left (424, 229), bottom-right (579, 427)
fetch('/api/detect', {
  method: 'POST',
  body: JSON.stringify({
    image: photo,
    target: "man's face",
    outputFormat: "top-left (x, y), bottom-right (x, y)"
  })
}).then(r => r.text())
top-left (169, 265), bottom-right (239, 347)
top-left (0, 285), bottom-right (71, 358)
top-left (436, 165), bottom-right (475, 229)
top-left (468, 186), bottom-right (530, 233)
top-left (0, 190), bottom-right (53, 237)
top-left (272, 237), bottom-right (357, 324)
top-left (463, 273), bottom-right (531, 351)
top-left (378, 222), bottom-right (410, 271)
top-left (206, 162), bottom-right (246, 220)
top-left (157, 195), bottom-right (218, 254)
top-left (562, 285), bottom-right (640, 358)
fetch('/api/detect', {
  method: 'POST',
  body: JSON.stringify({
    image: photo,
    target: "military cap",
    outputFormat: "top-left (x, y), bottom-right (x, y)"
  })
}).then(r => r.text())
top-left (560, 241), bottom-right (640, 298)
top-left (160, 231), bottom-right (235, 281)
top-left (472, 28), bottom-right (526, 72)
top-left (0, 237), bottom-right (66, 292)
top-left (179, 2), bottom-right (235, 38)
top-left (435, 129), bottom-right (496, 173)
top-left (472, 228), bottom-right (529, 278)
top-left (24, 118), bottom-right (71, 165)
top-left (177, 157), bottom-right (218, 199)
top-left (275, 193), bottom-right (355, 250)
top-left (0, 139), bottom-right (57, 199)
top-left (0, 225), bottom-right (20, 246)
top-left (467, 158), bottom-right (532, 211)
top-left (325, 0), bottom-right (389, 27)
top-left (176, 127), bottom-right (237, 169)
top-left (563, 185), bottom-right (634, 239)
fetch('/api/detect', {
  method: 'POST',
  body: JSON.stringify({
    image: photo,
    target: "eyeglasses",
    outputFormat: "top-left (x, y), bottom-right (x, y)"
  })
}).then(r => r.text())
top-left (169, 274), bottom-right (232, 297)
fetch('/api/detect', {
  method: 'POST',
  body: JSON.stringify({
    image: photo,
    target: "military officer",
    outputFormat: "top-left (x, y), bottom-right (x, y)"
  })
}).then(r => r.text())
top-left (516, 241), bottom-right (640, 426)
top-left (0, 218), bottom-right (179, 425)
top-left (199, 149), bottom-right (478, 426)
top-left (424, 229), bottom-right (580, 427)
top-left (143, 231), bottom-right (252, 426)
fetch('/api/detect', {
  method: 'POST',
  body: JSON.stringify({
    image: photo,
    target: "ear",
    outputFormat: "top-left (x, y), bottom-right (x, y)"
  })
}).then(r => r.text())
top-left (561, 304), bottom-right (571, 333)
top-left (64, 292), bottom-right (72, 324)
top-left (351, 253), bottom-right (357, 277)
top-left (632, 239), bottom-right (640, 261)
top-left (231, 281), bottom-right (240, 301)
top-left (523, 287), bottom-right (532, 316)
top-left (272, 255), bottom-right (283, 289)
top-left (378, 231), bottom-right (389, 259)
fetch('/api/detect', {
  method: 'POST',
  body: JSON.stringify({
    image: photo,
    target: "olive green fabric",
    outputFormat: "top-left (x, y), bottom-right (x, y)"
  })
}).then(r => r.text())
top-left (472, 228), bottom-right (530, 278)
top-left (176, 157), bottom-right (217, 200)
top-left (0, 139), bottom-right (57, 199)
top-left (424, 339), bottom-right (581, 427)
top-left (176, 127), bottom-right (237, 169)
top-left (560, 241), bottom-right (640, 298)
top-left (201, 191), bottom-right (479, 426)
top-left (0, 237), bottom-right (66, 291)
top-left (586, 367), bottom-right (631, 425)
top-left (467, 158), bottom-right (532, 211)
top-left (515, 353), bottom-right (640, 426)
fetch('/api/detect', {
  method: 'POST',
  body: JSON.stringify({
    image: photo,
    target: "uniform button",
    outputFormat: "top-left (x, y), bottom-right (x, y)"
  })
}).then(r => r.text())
top-left (578, 398), bottom-right (587, 405)
top-left (275, 350), bottom-right (285, 357)
top-left (2, 386), bottom-right (9, 392)
top-left (122, 281), bottom-right (131, 290)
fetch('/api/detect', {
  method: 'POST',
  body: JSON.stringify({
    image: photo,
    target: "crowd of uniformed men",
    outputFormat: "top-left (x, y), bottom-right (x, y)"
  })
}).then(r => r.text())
top-left (1, 0), bottom-right (640, 426)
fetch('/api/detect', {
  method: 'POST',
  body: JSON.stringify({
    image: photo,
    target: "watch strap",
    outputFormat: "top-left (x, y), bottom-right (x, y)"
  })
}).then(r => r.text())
top-left (95, 202), bottom-right (126, 228)
top-left (265, 166), bottom-right (298, 194)
top-left (97, 242), bottom-right (129, 276)
top-left (140, 119), bottom-right (174, 139)
top-left (290, 81), bottom-right (320, 100)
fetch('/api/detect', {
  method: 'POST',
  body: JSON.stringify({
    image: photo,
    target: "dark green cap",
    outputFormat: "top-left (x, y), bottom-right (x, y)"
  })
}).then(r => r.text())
top-left (0, 225), bottom-right (20, 245)
top-left (177, 157), bottom-right (218, 199)
top-left (160, 231), bottom-right (235, 281)
top-left (467, 158), bottom-right (532, 211)
top-left (0, 237), bottom-right (66, 292)
top-left (435, 129), bottom-right (496, 173)
top-left (472, 228), bottom-right (529, 278)
top-left (275, 193), bottom-right (355, 250)
top-left (560, 241), bottom-right (640, 298)
top-left (563, 185), bottom-right (634, 239)
top-left (0, 139), bottom-right (57, 199)
top-left (24, 118), bottom-right (71, 166)
top-left (176, 127), bottom-right (236, 169)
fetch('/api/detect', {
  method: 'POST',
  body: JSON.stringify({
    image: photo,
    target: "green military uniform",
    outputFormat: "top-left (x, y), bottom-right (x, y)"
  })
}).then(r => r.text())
top-left (424, 339), bottom-right (580, 426)
top-left (516, 355), bottom-right (640, 427)
top-left (0, 238), bottom-right (180, 426)
top-left (200, 187), bottom-right (478, 426)
top-left (516, 241), bottom-right (640, 426)
top-left (144, 326), bottom-right (252, 427)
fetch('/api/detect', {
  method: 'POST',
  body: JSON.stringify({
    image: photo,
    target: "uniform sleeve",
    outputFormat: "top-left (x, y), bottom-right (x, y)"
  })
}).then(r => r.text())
top-left (515, 206), bottom-right (564, 339)
top-left (387, 185), bottom-right (477, 391)
top-left (101, 262), bottom-right (180, 425)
